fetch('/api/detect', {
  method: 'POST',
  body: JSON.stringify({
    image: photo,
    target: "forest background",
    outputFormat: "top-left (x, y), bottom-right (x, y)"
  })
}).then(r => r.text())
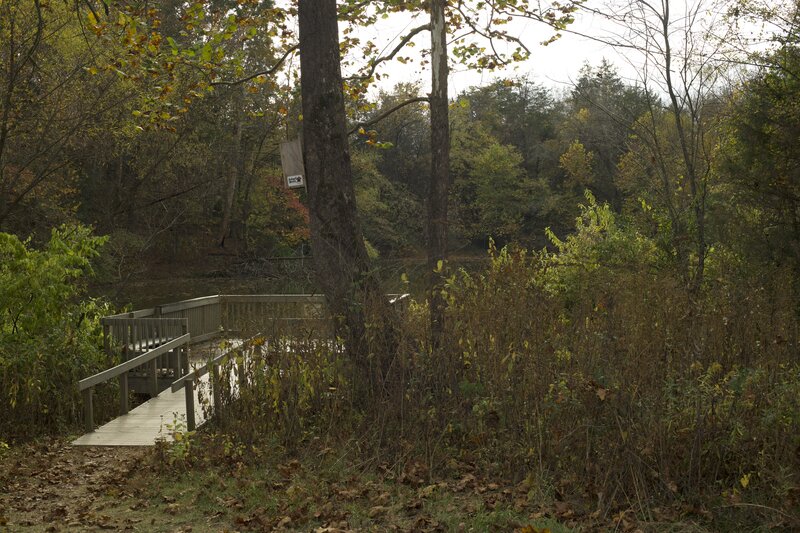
top-left (1, 0), bottom-right (800, 530)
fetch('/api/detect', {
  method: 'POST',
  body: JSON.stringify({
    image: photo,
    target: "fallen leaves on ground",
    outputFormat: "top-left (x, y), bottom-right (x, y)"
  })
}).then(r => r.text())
top-left (0, 439), bottom-right (149, 532)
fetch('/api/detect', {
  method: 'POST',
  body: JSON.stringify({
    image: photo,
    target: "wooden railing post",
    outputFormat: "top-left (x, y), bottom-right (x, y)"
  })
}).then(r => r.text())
top-left (122, 321), bottom-right (130, 363)
top-left (149, 359), bottom-right (158, 398)
top-left (184, 379), bottom-right (196, 432)
top-left (119, 373), bottom-right (129, 415)
top-left (180, 320), bottom-right (189, 376)
top-left (237, 348), bottom-right (246, 388)
top-left (211, 364), bottom-right (222, 422)
top-left (83, 388), bottom-right (94, 432)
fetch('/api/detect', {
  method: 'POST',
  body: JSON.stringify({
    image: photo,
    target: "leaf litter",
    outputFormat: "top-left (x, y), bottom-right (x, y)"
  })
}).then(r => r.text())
top-left (0, 437), bottom-right (698, 532)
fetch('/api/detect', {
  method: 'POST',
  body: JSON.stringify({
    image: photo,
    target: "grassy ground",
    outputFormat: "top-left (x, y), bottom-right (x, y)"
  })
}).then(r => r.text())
top-left (1, 433), bottom-right (792, 532)
top-left (0, 437), bottom-right (573, 532)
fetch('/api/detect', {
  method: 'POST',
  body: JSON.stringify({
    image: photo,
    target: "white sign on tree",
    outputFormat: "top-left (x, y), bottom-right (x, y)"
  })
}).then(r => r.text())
top-left (280, 138), bottom-right (306, 189)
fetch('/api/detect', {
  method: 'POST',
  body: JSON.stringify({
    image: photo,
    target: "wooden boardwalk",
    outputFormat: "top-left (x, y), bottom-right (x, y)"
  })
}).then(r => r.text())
top-left (71, 339), bottom-right (233, 447)
top-left (70, 294), bottom-right (407, 447)
top-left (71, 371), bottom-right (210, 446)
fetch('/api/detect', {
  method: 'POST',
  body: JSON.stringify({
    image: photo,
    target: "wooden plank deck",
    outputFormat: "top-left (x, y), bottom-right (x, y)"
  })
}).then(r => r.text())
top-left (71, 339), bottom-right (234, 447)
top-left (71, 371), bottom-right (210, 446)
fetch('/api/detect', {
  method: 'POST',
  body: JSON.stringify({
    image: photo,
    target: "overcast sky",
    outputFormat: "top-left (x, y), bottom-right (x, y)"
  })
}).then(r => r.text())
top-left (333, 0), bottom-right (771, 98)
top-left (340, 3), bottom-right (640, 97)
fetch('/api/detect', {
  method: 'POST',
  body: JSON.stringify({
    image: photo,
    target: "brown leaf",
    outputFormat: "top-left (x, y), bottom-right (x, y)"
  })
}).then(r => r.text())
top-left (372, 491), bottom-right (391, 506)
top-left (336, 488), bottom-right (362, 501)
top-left (164, 503), bottom-right (180, 515)
top-left (405, 499), bottom-right (423, 511)
top-left (399, 463), bottom-right (428, 486)
top-left (554, 500), bottom-right (573, 517)
top-left (314, 501), bottom-right (334, 519)
top-left (278, 460), bottom-right (302, 479)
top-left (413, 516), bottom-right (443, 532)
top-left (418, 484), bottom-right (438, 499)
top-left (454, 473), bottom-right (476, 492)
top-left (368, 505), bottom-right (389, 518)
top-left (129, 500), bottom-right (148, 511)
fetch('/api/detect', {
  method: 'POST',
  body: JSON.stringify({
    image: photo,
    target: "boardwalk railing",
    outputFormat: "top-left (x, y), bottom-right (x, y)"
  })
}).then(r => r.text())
top-left (89, 293), bottom-right (410, 431)
top-left (101, 293), bottom-right (410, 353)
top-left (79, 330), bottom-right (190, 432)
top-left (168, 293), bottom-right (411, 432)
top-left (101, 296), bottom-right (221, 349)
top-left (221, 294), bottom-right (330, 336)
top-left (170, 336), bottom-right (263, 432)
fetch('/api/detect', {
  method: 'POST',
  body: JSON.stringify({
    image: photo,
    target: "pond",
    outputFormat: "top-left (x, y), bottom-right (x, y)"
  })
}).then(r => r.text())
top-left (89, 256), bottom-right (489, 310)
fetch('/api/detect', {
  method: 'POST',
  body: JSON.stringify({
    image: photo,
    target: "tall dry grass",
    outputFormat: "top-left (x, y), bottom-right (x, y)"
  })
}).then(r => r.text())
top-left (208, 246), bottom-right (799, 524)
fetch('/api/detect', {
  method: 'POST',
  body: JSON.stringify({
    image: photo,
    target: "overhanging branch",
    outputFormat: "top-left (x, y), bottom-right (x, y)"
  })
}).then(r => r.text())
top-left (348, 96), bottom-right (429, 135)
top-left (211, 44), bottom-right (299, 86)
top-left (346, 24), bottom-right (430, 82)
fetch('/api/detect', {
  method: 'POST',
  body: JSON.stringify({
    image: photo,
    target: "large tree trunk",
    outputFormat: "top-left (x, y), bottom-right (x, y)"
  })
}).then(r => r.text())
top-left (428, 0), bottom-right (450, 350)
top-left (298, 0), bottom-right (388, 395)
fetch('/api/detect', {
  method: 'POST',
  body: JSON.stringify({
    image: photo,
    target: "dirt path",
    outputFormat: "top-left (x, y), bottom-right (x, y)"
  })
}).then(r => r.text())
top-left (1, 441), bottom-right (148, 531)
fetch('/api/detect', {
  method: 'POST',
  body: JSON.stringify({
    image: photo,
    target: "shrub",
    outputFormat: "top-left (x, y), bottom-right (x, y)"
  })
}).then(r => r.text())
top-left (205, 196), bottom-right (799, 527)
top-left (0, 225), bottom-right (114, 440)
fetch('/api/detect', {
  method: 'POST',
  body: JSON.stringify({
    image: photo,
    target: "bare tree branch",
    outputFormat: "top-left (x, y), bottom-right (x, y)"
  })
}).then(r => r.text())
top-left (348, 96), bottom-right (429, 135)
top-left (346, 23), bottom-right (430, 82)
top-left (211, 44), bottom-right (299, 86)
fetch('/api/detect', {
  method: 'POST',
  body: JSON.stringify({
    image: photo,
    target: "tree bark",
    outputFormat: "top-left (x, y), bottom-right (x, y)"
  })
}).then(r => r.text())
top-left (298, 0), bottom-right (384, 390)
top-left (428, 0), bottom-right (450, 351)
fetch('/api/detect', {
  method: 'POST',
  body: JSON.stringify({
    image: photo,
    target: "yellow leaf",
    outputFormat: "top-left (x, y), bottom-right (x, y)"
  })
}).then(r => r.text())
top-left (740, 473), bottom-right (750, 489)
top-left (516, 526), bottom-right (551, 533)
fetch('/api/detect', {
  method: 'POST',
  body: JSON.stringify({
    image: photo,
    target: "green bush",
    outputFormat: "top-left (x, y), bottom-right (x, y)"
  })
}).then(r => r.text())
top-left (0, 225), bottom-right (114, 440)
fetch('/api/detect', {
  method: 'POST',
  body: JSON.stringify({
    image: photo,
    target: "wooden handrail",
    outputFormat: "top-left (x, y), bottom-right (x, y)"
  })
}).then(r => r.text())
top-left (170, 335), bottom-right (262, 432)
top-left (80, 332), bottom-right (190, 433)
top-left (99, 316), bottom-right (188, 325)
top-left (220, 294), bottom-right (326, 303)
top-left (169, 342), bottom-right (230, 393)
top-left (79, 334), bottom-right (191, 391)
top-left (101, 308), bottom-right (157, 322)
top-left (87, 293), bottom-right (412, 435)
top-left (100, 294), bottom-right (410, 337)
top-left (158, 295), bottom-right (222, 314)
top-left (389, 293), bottom-right (409, 305)
top-left (170, 335), bottom-right (261, 393)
